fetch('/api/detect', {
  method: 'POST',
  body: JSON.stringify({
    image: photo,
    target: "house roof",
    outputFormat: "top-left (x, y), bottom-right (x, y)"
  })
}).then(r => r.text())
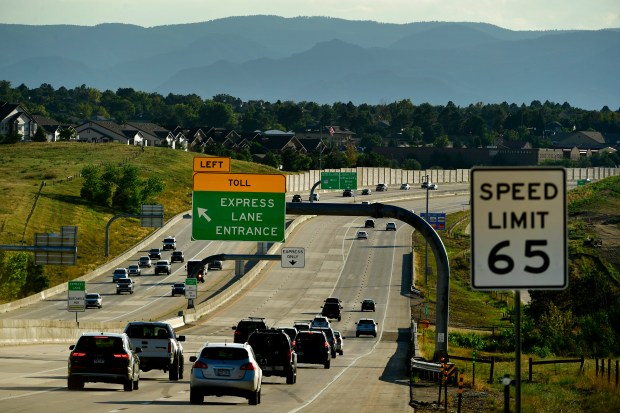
top-left (126, 121), bottom-right (173, 140)
top-left (554, 131), bottom-right (607, 149)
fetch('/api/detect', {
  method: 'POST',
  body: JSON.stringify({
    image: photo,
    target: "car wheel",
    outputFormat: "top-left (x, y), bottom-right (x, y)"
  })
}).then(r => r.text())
top-left (338, 316), bottom-right (341, 321)
top-left (67, 377), bottom-right (83, 390)
top-left (373, 333), bottom-right (377, 337)
top-left (249, 388), bottom-right (260, 405)
top-left (169, 359), bottom-right (179, 381)
top-left (124, 379), bottom-right (133, 391)
top-left (324, 359), bottom-right (331, 369)
top-left (286, 370), bottom-right (296, 384)
top-left (133, 376), bottom-right (139, 390)
top-left (339, 350), bottom-right (344, 355)
top-left (116, 291), bottom-right (120, 295)
top-left (190, 388), bottom-right (203, 404)
top-left (356, 333), bottom-right (360, 337)
top-left (332, 350), bottom-right (337, 358)
top-left (179, 355), bottom-right (185, 380)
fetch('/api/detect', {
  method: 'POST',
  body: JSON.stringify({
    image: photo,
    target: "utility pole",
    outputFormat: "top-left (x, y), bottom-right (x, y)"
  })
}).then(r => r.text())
top-left (424, 174), bottom-right (430, 285)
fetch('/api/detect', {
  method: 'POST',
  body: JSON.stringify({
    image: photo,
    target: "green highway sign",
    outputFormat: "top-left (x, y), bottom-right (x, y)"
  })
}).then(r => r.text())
top-left (192, 173), bottom-right (286, 242)
top-left (320, 171), bottom-right (357, 190)
top-left (68, 280), bottom-right (85, 291)
top-left (340, 172), bottom-right (358, 189)
top-left (320, 172), bottom-right (340, 189)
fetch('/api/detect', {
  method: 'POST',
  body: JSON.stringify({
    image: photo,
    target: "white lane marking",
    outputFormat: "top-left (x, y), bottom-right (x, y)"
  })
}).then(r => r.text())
top-left (289, 227), bottom-right (399, 412)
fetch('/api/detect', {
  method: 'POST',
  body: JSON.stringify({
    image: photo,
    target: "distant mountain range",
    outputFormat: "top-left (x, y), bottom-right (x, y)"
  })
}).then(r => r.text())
top-left (1, 16), bottom-right (619, 110)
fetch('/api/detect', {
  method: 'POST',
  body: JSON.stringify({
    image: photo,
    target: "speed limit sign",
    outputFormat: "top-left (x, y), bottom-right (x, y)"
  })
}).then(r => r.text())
top-left (470, 167), bottom-right (567, 290)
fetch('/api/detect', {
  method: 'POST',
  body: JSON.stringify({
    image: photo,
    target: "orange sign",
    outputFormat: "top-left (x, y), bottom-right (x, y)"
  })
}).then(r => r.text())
top-left (193, 173), bottom-right (286, 193)
top-left (193, 157), bottom-right (231, 172)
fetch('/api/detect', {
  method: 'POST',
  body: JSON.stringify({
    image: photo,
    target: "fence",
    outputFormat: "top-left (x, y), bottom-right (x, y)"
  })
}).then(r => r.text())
top-left (528, 356), bottom-right (585, 382)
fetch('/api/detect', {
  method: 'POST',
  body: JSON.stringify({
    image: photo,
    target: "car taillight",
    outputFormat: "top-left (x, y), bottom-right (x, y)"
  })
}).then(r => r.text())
top-left (168, 342), bottom-right (172, 353)
top-left (240, 362), bottom-right (257, 371)
top-left (71, 352), bottom-right (86, 357)
top-left (113, 353), bottom-right (130, 359)
top-left (193, 360), bottom-right (208, 368)
top-left (324, 342), bottom-right (330, 349)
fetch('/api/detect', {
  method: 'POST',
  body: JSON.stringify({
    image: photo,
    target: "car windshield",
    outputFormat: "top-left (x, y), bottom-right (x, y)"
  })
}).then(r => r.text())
top-left (359, 320), bottom-right (374, 325)
top-left (85, 293), bottom-right (99, 299)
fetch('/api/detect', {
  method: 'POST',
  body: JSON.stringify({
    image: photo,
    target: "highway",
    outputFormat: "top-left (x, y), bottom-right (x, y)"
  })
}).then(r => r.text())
top-left (0, 186), bottom-right (470, 412)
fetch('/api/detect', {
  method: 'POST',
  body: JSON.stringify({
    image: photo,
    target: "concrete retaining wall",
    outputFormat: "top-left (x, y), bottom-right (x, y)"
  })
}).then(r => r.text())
top-left (0, 214), bottom-right (314, 345)
top-left (285, 167), bottom-right (619, 192)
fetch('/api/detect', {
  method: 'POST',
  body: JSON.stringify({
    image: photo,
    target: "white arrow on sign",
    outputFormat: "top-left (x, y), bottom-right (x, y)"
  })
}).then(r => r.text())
top-left (197, 207), bottom-right (212, 222)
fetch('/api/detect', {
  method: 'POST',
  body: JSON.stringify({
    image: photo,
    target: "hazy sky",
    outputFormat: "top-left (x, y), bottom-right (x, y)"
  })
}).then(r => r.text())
top-left (1, 0), bottom-right (618, 30)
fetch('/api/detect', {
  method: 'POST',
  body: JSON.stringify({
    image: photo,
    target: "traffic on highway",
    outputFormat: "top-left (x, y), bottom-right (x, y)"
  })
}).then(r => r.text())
top-left (0, 184), bottom-right (471, 412)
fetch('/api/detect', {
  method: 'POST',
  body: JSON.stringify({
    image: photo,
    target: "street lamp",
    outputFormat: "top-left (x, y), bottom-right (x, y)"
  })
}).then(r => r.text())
top-left (423, 174), bottom-right (430, 284)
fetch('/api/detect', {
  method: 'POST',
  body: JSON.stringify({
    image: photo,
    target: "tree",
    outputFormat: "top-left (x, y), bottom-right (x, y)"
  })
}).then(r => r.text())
top-left (33, 127), bottom-right (47, 142)
top-left (0, 252), bottom-right (29, 301)
top-left (59, 127), bottom-right (77, 141)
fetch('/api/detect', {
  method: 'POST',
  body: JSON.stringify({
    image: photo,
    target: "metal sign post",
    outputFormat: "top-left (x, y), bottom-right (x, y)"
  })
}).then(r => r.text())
top-left (471, 167), bottom-right (568, 413)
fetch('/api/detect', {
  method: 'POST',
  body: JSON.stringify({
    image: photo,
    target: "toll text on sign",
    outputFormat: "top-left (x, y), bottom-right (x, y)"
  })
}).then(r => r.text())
top-left (479, 182), bottom-right (558, 230)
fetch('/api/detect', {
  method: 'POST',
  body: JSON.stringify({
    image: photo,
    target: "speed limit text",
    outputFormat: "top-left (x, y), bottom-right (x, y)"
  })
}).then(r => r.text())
top-left (479, 182), bottom-right (559, 230)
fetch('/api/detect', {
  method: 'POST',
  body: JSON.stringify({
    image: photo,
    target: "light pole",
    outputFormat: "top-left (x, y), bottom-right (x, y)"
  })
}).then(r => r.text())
top-left (423, 174), bottom-right (430, 284)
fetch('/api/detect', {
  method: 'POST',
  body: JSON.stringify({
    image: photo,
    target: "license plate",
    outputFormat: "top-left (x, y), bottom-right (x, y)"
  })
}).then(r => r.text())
top-left (94, 358), bottom-right (104, 364)
top-left (216, 369), bottom-right (230, 376)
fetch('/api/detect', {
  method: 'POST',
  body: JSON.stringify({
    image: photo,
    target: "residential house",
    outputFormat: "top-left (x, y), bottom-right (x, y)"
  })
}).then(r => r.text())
top-left (0, 101), bottom-right (36, 140)
top-left (31, 115), bottom-right (77, 142)
top-left (127, 121), bottom-right (179, 148)
top-left (553, 131), bottom-right (608, 160)
top-left (74, 120), bottom-right (144, 145)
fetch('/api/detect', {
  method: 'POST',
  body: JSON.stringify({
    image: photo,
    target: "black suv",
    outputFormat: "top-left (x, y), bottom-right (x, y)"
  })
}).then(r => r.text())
top-left (294, 330), bottom-right (331, 369)
top-left (376, 183), bottom-right (388, 191)
top-left (171, 250), bottom-right (184, 263)
top-left (342, 189), bottom-right (353, 197)
top-left (361, 299), bottom-right (376, 312)
top-left (247, 329), bottom-right (297, 384)
top-left (364, 219), bottom-right (375, 228)
top-left (310, 326), bottom-right (338, 358)
top-left (321, 302), bottom-right (342, 321)
top-left (67, 332), bottom-right (141, 391)
top-left (232, 317), bottom-right (268, 343)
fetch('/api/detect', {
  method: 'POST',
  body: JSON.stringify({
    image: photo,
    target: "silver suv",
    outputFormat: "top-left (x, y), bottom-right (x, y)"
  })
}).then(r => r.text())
top-left (189, 342), bottom-right (262, 405)
top-left (154, 259), bottom-right (171, 275)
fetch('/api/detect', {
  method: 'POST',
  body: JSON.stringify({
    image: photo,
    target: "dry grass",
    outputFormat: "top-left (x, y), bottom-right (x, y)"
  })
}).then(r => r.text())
top-left (0, 142), bottom-right (279, 295)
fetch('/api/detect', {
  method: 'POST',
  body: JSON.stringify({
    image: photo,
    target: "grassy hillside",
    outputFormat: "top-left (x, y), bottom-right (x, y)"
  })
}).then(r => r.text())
top-left (0, 142), bottom-right (279, 294)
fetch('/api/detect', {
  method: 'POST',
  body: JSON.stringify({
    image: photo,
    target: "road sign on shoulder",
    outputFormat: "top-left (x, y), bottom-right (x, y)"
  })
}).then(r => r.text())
top-left (470, 167), bottom-right (567, 290)
top-left (281, 247), bottom-right (305, 268)
top-left (67, 280), bottom-right (86, 312)
top-left (185, 277), bottom-right (197, 299)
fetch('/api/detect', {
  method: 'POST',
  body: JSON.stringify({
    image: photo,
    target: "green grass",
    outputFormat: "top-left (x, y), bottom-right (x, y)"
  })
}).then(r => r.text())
top-left (0, 142), bottom-right (279, 293)
top-left (413, 177), bottom-right (620, 411)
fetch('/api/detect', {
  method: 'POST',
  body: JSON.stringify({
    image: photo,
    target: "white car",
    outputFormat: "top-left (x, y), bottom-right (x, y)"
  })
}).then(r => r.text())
top-left (310, 315), bottom-right (331, 329)
top-left (333, 330), bottom-right (344, 355)
top-left (356, 230), bottom-right (369, 239)
top-left (428, 183), bottom-right (438, 190)
top-left (189, 342), bottom-right (262, 405)
top-left (399, 183), bottom-right (410, 190)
